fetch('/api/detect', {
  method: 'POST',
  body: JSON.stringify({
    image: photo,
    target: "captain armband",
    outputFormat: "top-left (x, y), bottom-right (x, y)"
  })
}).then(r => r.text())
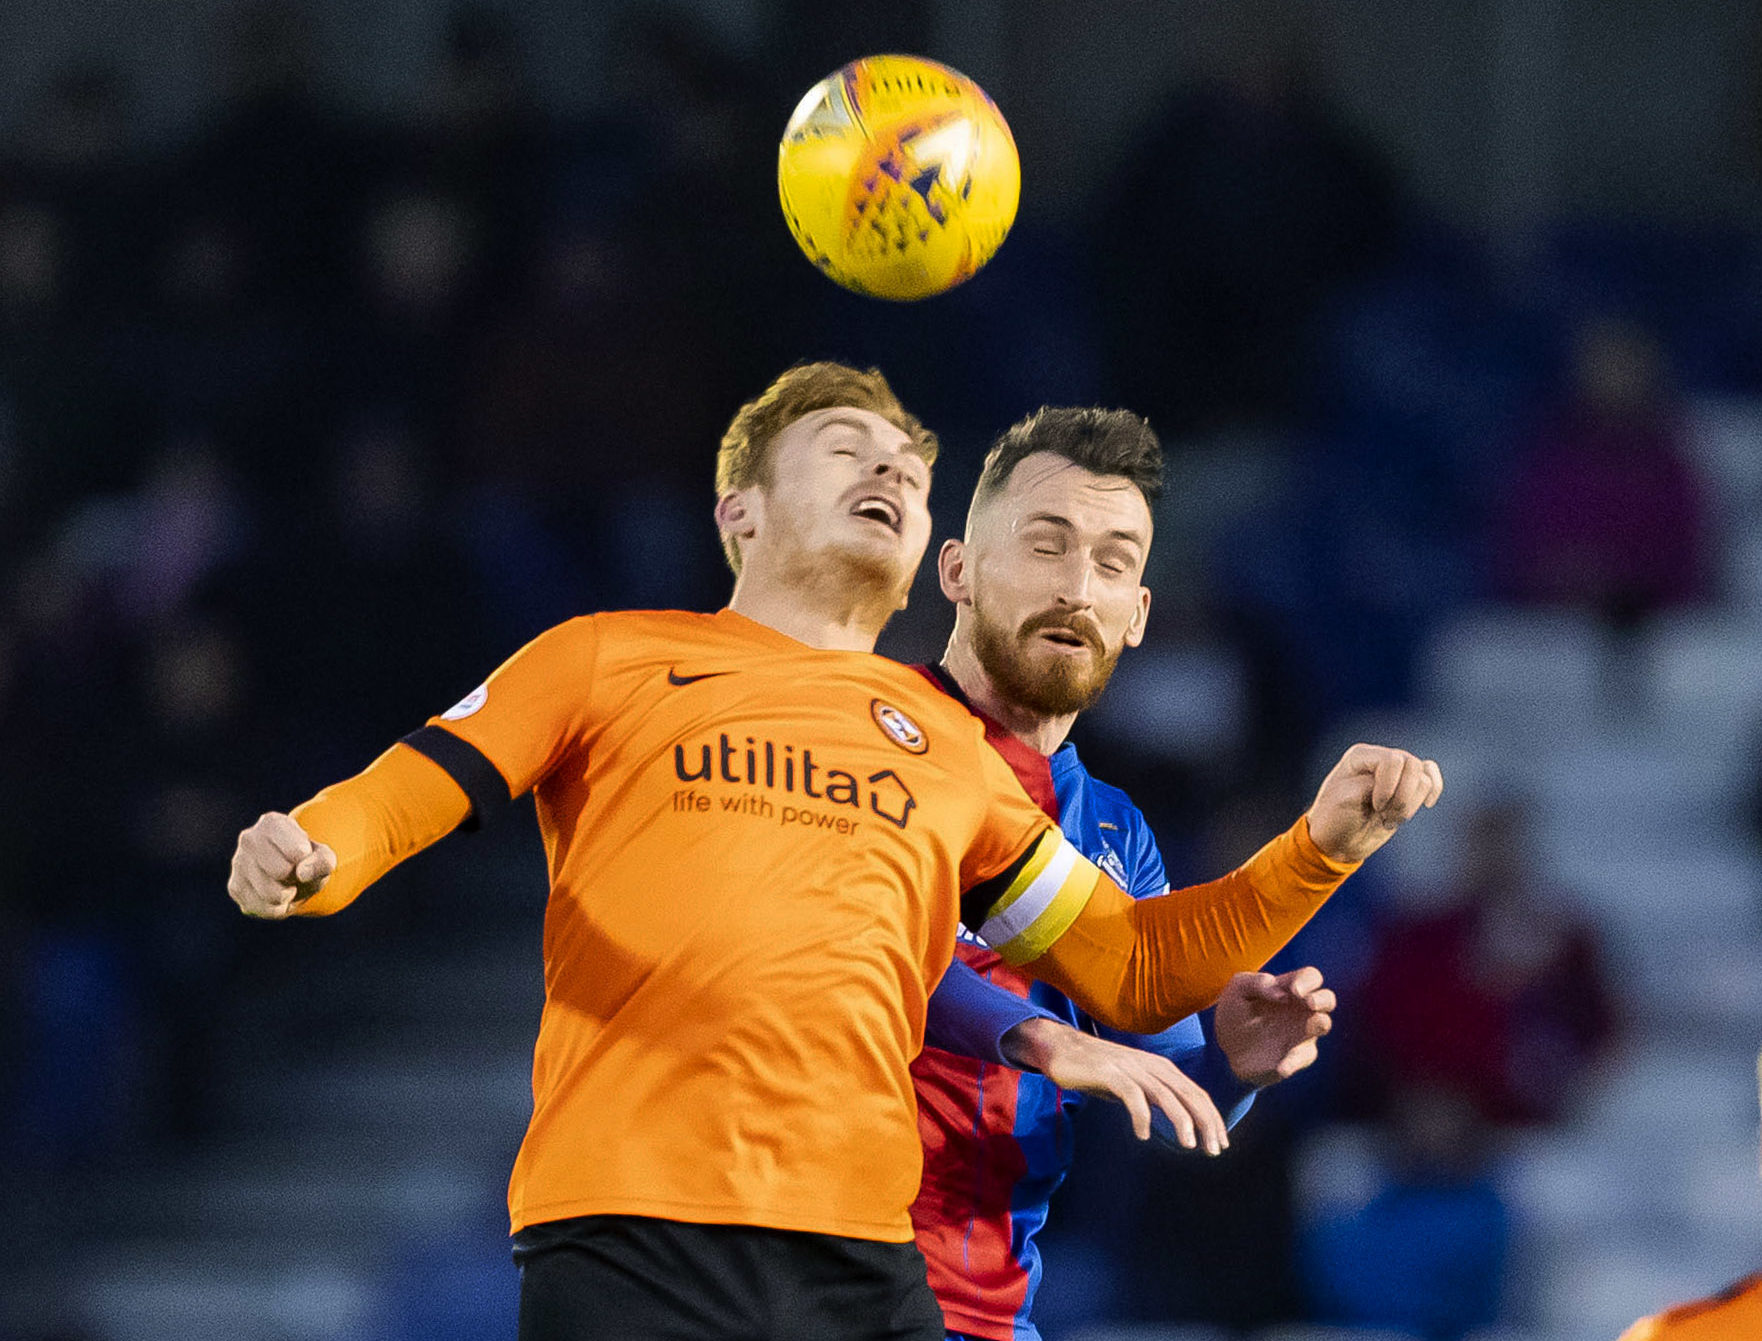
top-left (962, 829), bottom-right (1102, 965)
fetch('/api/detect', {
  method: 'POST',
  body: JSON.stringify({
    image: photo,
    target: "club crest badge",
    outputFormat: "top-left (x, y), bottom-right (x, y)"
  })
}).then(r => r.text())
top-left (871, 700), bottom-right (928, 754)
top-left (1096, 847), bottom-right (1128, 889)
top-left (441, 684), bottom-right (489, 720)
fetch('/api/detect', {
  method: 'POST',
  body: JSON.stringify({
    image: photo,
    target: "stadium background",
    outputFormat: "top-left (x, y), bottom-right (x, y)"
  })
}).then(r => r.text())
top-left (2, 1), bottom-right (1760, 1338)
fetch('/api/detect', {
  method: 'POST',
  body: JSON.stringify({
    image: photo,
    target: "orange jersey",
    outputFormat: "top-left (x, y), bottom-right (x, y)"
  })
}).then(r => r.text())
top-left (1620, 1274), bottom-right (1762, 1341)
top-left (304, 608), bottom-right (1072, 1240)
top-left (289, 607), bottom-right (1356, 1243)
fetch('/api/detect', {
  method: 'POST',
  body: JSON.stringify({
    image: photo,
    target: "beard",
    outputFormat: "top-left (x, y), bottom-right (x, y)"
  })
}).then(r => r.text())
top-left (970, 605), bottom-right (1123, 717)
top-left (817, 539), bottom-right (915, 613)
top-left (769, 511), bottom-right (917, 614)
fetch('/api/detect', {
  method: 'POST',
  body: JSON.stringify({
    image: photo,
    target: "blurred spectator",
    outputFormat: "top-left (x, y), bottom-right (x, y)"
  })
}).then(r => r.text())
top-left (433, 4), bottom-right (528, 133)
top-left (1298, 1084), bottom-right (1509, 1340)
top-left (599, 7), bottom-right (813, 391)
top-left (1494, 317), bottom-right (1711, 625)
top-left (0, 201), bottom-right (64, 322)
top-left (1347, 801), bottom-right (1618, 1126)
top-left (6, 928), bottom-right (144, 1168)
top-left (9, 62), bottom-right (147, 310)
top-left (116, 434), bottom-right (248, 629)
top-left (454, 219), bottom-right (732, 627)
top-left (172, 0), bottom-right (366, 315)
top-left (107, 214), bottom-right (310, 492)
top-left (460, 224), bottom-right (710, 501)
top-left (1097, 1099), bottom-right (1308, 1329)
top-left (218, 412), bottom-right (492, 748)
top-left (0, 197), bottom-right (144, 546)
top-left (3, 433), bottom-right (257, 1148)
top-left (3, 511), bottom-right (146, 1166)
top-left (362, 188), bottom-right (480, 327)
top-left (332, 184), bottom-right (483, 448)
top-left (117, 616), bottom-right (263, 1140)
top-left (409, 4), bottom-right (549, 297)
top-left (6, 524), bottom-right (137, 930)
top-left (15, 63), bottom-right (132, 179)
top-left (1097, 35), bottom-right (1402, 433)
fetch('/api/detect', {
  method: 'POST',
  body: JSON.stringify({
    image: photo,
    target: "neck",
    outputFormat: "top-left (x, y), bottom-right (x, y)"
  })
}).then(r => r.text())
top-left (727, 556), bottom-right (898, 652)
top-left (940, 633), bottom-right (1077, 756)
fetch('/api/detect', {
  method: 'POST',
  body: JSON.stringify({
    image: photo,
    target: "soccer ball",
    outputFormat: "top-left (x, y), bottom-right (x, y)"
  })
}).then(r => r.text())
top-left (777, 55), bottom-right (1020, 302)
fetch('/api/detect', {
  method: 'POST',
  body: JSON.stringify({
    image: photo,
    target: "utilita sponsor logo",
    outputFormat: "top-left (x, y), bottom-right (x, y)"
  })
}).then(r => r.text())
top-left (673, 732), bottom-right (916, 830)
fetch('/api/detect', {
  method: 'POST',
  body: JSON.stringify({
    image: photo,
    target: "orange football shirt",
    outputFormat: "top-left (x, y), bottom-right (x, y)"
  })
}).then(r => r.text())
top-left (1619, 1274), bottom-right (1762, 1341)
top-left (342, 608), bottom-right (1061, 1241)
top-left (289, 605), bottom-right (1356, 1243)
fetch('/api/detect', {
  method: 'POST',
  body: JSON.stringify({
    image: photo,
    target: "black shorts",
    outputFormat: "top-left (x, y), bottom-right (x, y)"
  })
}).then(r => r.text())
top-left (513, 1213), bottom-right (945, 1341)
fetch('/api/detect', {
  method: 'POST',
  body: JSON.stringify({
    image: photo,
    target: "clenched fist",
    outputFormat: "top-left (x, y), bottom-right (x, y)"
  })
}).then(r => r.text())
top-left (228, 812), bottom-right (336, 919)
top-left (1305, 743), bottom-right (1443, 864)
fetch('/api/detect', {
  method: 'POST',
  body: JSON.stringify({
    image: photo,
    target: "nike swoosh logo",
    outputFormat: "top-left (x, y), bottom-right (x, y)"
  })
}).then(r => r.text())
top-left (668, 669), bottom-right (733, 686)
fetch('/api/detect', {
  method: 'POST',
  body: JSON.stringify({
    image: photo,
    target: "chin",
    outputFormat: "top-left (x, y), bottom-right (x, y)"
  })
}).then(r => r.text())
top-left (1030, 672), bottom-right (1102, 716)
top-left (827, 541), bottom-right (914, 598)
top-left (1007, 645), bottom-right (1118, 716)
top-left (834, 536), bottom-right (899, 573)
top-left (989, 659), bottom-right (1091, 717)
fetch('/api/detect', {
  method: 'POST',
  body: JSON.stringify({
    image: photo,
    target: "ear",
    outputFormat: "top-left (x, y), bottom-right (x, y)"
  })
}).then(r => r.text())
top-left (716, 489), bottom-right (757, 555)
top-left (937, 537), bottom-right (971, 605)
top-left (1123, 585), bottom-right (1151, 649)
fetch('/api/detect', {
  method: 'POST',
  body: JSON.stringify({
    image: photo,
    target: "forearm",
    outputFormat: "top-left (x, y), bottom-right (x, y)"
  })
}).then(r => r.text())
top-left (997, 1016), bottom-right (1074, 1073)
top-left (1185, 1037), bottom-right (1258, 1130)
top-left (925, 957), bottom-right (1058, 1066)
top-left (1093, 1016), bottom-right (1257, 1132)
top-left (1027, 817), bottom-right (1357, 1032)
top-left (290, 743), bottom-right (471, 915)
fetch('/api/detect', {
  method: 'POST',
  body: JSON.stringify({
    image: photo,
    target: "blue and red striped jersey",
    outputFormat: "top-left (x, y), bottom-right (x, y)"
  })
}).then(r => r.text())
top-left (909, 665), bottom-right (1252, 1341)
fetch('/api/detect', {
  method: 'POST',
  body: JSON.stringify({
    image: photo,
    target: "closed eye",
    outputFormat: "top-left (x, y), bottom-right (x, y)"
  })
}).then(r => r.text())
top-left (1096, 544), bottom-right (1139, 576)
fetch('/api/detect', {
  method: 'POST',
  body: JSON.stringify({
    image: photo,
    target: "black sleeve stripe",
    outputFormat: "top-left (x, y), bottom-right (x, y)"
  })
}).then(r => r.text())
top-left (401, 725), bottom-right (512, 832)
top-left (960, 833), bottom-right (1045, 934)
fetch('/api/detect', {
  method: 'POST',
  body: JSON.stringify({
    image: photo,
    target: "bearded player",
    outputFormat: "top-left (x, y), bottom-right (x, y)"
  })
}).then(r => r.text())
top-left (909, 408), bottom-right (1337, 1340)
top-left (226, 363), bottom-right (1441, 1341)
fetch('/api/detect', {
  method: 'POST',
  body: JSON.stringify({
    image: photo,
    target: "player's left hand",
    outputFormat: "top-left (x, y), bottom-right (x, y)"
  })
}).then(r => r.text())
top-left (1001, 1017), bottom-right (1229, 1154)
top-left (1214, 967), bottom-right (1335, 1088)
top-left (1305, 743), bottom-right (1443, 864)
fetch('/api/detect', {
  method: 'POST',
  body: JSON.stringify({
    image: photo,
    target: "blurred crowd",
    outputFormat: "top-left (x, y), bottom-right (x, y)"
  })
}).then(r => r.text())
top-left (5, 3), bottom-right (1760, 1338)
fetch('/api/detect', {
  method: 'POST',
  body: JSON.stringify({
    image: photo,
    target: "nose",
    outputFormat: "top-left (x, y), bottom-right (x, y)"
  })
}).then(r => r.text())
top-left (1053, 555), bottom-right (1095, 611)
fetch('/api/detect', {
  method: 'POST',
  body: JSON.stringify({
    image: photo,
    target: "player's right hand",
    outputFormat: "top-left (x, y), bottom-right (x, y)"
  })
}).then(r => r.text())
top-left (1000, 1017), bottom-right (1228, 1154)
top-left (228, 812), bottom-right (336, 919)
top-left (1305, 743), bottom-right (1444, 864)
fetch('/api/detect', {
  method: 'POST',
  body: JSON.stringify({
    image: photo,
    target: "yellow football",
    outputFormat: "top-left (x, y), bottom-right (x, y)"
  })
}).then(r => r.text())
top-left (777, 55), bottom-right (1021, 302)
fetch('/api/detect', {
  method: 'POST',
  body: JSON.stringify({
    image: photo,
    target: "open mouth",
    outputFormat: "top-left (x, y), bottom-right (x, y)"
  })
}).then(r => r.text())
top-left (1029, 623), bottom-right (1100, 655)
top-left (850, 495), bottom-right (903, 534)
top-left (1038, 629), bottom-right (1091, 651)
